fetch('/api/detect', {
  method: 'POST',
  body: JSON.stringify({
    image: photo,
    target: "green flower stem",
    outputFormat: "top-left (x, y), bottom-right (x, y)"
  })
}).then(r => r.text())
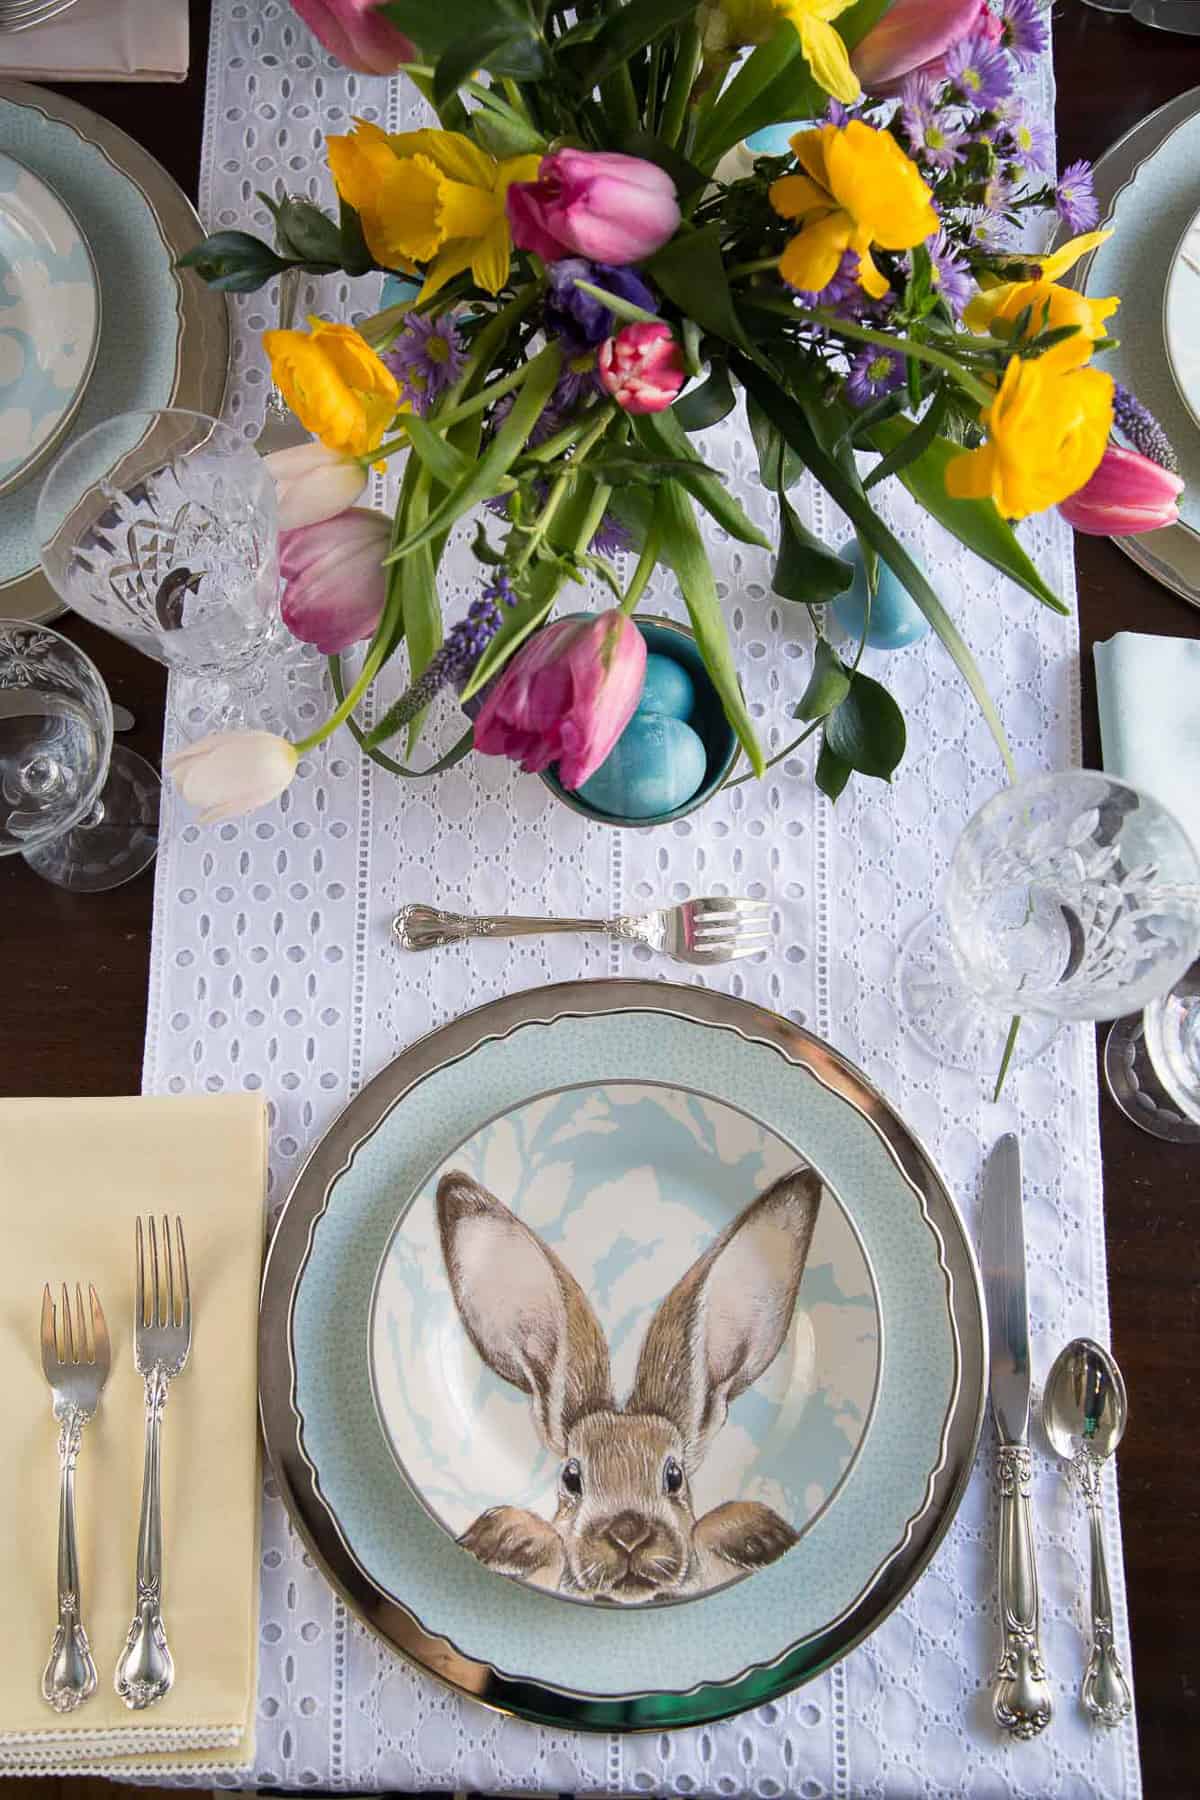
top-left (660, 21), bottom-right (702, 149)
top-left (620, 520), bottom-right (661, 616)
top-left (512, 406), bottom-right (615, 574)
top-left (405, 64), bottom-right (544, 142)
top-left (521, 414), bottom-right (598, 464)
top-left (749, 293), bottom-right (996, 406)
top-left (727, 256), bottom-right (783, 280)
top-left (727, 717), bottom-right (822, 787)
top-left (574, 280), bottom-right (660, 326)
top-left (292, 599), bottom-right (399, 754)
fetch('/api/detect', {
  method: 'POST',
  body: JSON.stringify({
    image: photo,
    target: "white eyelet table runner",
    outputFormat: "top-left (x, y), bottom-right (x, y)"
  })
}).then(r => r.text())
top-left (133, 2), bottom-right (1142, 1792)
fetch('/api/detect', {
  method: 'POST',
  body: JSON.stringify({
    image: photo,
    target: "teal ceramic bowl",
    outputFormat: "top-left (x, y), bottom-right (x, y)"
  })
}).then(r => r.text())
top-left (540, 616), bottom-right (740, 828)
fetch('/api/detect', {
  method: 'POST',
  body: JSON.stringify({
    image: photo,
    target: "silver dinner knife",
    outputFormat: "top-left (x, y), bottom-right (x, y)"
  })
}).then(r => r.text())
top-left (982, 1133), bottom-right (1052, 1739)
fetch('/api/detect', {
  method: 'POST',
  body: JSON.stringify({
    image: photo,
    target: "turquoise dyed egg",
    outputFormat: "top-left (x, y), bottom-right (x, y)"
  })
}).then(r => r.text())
top-left (380, 272), bottom-right (421, 309)
top-left (745, 121), bottom-right (811, 157)
top-left (638, 653), bottom-right (695, 722)
top-left (832, 542), bottom-right (930, 651)
top-left (576, 713), bottom-right (708, 820)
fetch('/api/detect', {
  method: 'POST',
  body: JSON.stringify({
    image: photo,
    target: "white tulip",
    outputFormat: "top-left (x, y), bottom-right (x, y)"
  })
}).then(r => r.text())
top-left (264, 440), bottom-right (368, 531)
top-left (167, 731), bottom-right (299, 823)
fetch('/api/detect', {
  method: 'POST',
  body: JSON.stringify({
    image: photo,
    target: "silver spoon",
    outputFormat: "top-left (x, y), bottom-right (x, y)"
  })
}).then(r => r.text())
top-left (1042, 1339), bottom-right (1133, 1727)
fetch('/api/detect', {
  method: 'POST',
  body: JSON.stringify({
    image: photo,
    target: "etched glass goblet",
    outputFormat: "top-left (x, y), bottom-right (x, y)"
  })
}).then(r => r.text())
top-left (0, 619), bottom-right (158, 891)
top-left (898, 770), bottom-right (1200, 1074)
top-left (36, 409), bottom-right (287, 739)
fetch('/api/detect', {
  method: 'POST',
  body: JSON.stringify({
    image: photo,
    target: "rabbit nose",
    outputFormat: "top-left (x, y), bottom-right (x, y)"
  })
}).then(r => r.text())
top-left (607, 1512), bottom-right (651, 1554)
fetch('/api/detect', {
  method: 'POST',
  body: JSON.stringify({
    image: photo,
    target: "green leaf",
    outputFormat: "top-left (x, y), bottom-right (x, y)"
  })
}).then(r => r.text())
top-left (734, 356), bottom-right (1015, 780)
top-left (825, 668), bottom-right (906, 779)
top-left (338, 200), bottom-right (374, 277)
top-left (385, 344), bottom-right (562, 563)
top-left (774, 495), bottom-right (854, 604)
top-left (655, 480), bottom-right (765, 777)
top-left (692, 24), bottom-right (798, 166)
top-left (177, 231), bottom-right (285, 293)
top-left (434, 24), bottom-right (544, 104)
top-left (795, 639), bottom-right (850, 721)
top-left (646, 226), bottom-right (755, 357)
top-left (635, 410), bottom-right (771, 548)
top-left (562, 0), bottom-right (698, 92)
top-left (617, 130), bottom-right (708, 204)
top-left (815, 735), bottom-right (853, 801)
top-left (379, 0), bottom-right (529, 58)
top-left (673, 361), bottom-right (736, 432)
top-left (869, 416), bottom-right (1070, 614)
top-left (261, 193), bottom-right (342, 265)
top-left (833, 0), bottom-right (893, 49)
top-left (403, 414), bottom-right (480, 490)
top-left (469, 103), bottom-right (547, 159)
top-left (863, 389), bottom-right (948, 493)
top-left (748, 394), bottom-right (805, 490)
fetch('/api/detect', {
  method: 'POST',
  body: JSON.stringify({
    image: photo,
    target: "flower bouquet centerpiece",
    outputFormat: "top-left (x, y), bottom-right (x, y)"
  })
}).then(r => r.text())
top-left (173, 0), bottom-right (1183, 823)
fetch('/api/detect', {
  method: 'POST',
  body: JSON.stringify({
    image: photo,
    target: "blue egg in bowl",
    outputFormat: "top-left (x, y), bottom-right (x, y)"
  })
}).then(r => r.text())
top-left (540, 617), bottom-right (740, 828)
top-left (831, 541), bottom-right (930, 651)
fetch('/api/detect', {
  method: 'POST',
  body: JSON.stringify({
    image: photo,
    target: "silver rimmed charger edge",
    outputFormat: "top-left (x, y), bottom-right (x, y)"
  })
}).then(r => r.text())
top-left (393, 898), bottom-right (773, 965)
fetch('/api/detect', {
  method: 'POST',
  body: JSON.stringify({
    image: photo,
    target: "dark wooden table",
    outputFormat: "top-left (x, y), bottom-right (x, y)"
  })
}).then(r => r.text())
top-left (2, 3), bottom-right (1198, 1793)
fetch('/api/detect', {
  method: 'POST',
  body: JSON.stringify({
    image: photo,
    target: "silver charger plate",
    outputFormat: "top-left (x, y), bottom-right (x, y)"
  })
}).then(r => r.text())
top-left (0, 81), bottom-right (228, 624)
top-left (259, 980), bottom-right (986, 1731)
top-left (1073, 85), bottom-right (1200, 611)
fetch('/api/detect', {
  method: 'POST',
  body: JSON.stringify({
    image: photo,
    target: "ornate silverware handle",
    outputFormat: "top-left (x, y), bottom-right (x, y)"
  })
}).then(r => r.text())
top-left (991, 1444), bottom-right (1053, 1738)
top-left (42, 1407), bottom-right (97, 1713)
top-left (1075, 1449), bottom-right (1133, 1727)
top-left (115, 1367), bottom-right (175, 1709)
top-left (394, 903), bottom-right (610, 950)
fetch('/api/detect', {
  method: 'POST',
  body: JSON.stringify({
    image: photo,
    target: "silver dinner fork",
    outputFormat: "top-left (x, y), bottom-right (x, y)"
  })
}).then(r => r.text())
top-left (115, 1216), bottom-right (191, 1711)
top-left (255, 262), bottom-right (309, 456)
top-left (393, 898), bottom-right (773, 964)
top-left (40, 1282), bottom-right (110, 1713)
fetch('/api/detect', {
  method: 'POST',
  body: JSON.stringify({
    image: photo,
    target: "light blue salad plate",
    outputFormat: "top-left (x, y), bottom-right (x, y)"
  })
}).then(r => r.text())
top-left (260, 981), bottom-right (986, 1730)
top-left (0, 151), bottom-right (99, 499)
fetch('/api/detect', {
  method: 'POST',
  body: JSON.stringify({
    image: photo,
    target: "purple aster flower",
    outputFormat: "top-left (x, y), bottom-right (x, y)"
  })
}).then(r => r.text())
top-left (980, 172), bottom-right (1016, 218)
top-left (944, 35), bottom-right (1013, 111)
top-left (923, 230), bottom-right (973, 315)
top-left (1113, 383), bottom-right (1180, 474)
top-left (553, 342), bottom-right (603, 409)
top-left (995, 107), bottom-right (1054, 175)
top-left (490, 391), bottom-right (567, 448)
top-left (793, 247), bottom-right (888, 316)
top-left (999, 0), bottom-right (1048, 69)
top-left (374, 573), bottom-right (520, 738)
top-left (382, 311), bottom-right (466, 416)
top-left (845, 347), bottom-right (906, 409)
top-left (825, 97), bottom-right (854, 125)
top-left (1056, 160), bottom-right (1100, 233)
top-left (901, 74), bottom-right (966, 169)
top-left (543, 258), bottom-right (657, 346)
top-left (590, 511), bottom-right (634, 558)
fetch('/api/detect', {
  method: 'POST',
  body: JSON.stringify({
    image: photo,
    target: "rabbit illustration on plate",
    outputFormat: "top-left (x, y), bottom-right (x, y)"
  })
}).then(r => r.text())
top-left (436, 1166), bottom-right (822, 1604)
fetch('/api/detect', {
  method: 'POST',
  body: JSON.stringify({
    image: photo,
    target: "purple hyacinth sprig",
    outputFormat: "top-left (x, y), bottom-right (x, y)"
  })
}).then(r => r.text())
top-left (366, 574), bottom-right (518, 745)
top-left (1113, 384), bottom-right (1180, 475)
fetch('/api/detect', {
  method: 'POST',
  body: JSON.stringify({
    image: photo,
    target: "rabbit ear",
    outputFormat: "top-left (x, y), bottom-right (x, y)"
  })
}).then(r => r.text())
top-left (629, 1169), bottom-right (821, 1465)
top-left (436, 1172), bottom-right (613, 1455)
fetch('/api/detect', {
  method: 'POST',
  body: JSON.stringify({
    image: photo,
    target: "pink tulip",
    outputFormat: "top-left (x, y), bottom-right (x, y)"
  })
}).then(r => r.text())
top-left (289, 0), bottom-right (414, 75)
top-left (1058, 443), bottom-right (1184, 536)
top-left (851, 0), bottom-right (999, 92)
top-left (599, 321), bottom-right (686, 415)
top-left (473, 610), bottom-right (648, 790)
top-left (507, 150), bottom-right (680, 267)
top-left (280, 508), bottom-right (390, 654)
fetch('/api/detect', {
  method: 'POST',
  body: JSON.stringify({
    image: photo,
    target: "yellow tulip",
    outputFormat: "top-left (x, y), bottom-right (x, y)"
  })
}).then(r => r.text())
top-left (327, 121), bottom-right (540, 303)
top-left (699, 0), bottom-right (860, 101)
top-left (945, 355), bottom-right (1114, 520)
top-left (263, 317), bottom-right (402, 459)
top-left (770, 120), bottom-right (937, 298)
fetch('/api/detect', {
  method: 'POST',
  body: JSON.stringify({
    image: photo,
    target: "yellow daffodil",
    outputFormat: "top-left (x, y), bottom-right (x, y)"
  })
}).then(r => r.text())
top-left (945, 355), bottom-right (1114, 520)
top-left (327, 121), bottom-right (540, 302)
top-left (963, 231), bottom-right (1118, 370)
top-left (263, 317), bottom-right (402, 459)
top-left (699, 0), bottom-right (860, 102)
top-left (770, 120), bottom-right (937, 298)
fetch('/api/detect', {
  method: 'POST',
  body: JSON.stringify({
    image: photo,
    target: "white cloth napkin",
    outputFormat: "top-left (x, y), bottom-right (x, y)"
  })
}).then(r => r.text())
top-left (0, 0), bottom-right (188, 82)
top-left (1094, 629), bottom-right (1200, 851)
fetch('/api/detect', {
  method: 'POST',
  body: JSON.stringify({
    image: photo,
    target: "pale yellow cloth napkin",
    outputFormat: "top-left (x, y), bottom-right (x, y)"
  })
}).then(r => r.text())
top-left (0, 1094), bottom-right (264, 1769)
top-left (0, 0), bottom-right (188, 82)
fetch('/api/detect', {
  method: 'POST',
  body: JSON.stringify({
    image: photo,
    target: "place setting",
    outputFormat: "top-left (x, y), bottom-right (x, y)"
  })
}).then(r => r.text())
top-left (9, 0), bottom-right (1200, 1794)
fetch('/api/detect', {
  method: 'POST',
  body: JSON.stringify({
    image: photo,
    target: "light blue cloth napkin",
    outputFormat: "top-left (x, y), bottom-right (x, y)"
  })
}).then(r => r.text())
top-left (1094, 630), bottom-right (1200, 851)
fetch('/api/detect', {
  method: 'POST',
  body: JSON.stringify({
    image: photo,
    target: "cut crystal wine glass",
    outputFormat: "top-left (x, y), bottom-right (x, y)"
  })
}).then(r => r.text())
top-left (0, 620), bottom-right (157, 891)
top-left (898, 770), bottom-right (1200, 1074)
top-left (36, 409), bottom-right (287, 739)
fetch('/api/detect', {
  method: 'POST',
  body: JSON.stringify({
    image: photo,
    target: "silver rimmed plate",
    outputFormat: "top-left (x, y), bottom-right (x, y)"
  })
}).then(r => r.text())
top-left (0, 81), bottom-right (228, 623)
top-left (1165, 200), bottom-right (1200, 432)
top-left (1074, 85), bottom-right (1200, 610)
top-left (0, 151), bottom-right (99, 497)
top-left (260, 981), bottom-right (986, 1730)
top-left (369, 1081), bottom-right (882, 1609)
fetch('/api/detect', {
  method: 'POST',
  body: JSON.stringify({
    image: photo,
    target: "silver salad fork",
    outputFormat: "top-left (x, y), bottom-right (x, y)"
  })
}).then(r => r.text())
top-left (393, 897), bottom-right (773, 964)
top-left (255, 261), bottom-right (308, 456)
top-left (40, 1281), bottom-right (110, 1713)
top-left (115, 1216), bottom-right (192, 1710)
